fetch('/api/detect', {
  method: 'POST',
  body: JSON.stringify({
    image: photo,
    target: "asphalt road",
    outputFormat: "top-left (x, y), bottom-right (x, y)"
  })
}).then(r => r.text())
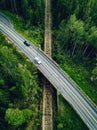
top-left (0, 16), bottom-right (97, 130)
top-left (0, 12), bottom-right (13, 28)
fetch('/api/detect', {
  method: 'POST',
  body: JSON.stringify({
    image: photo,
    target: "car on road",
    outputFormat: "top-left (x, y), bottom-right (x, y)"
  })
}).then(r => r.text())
top-left (24, 40), bottom-right (30, 46)
top-left (34, 57), bottom-right (41, 64)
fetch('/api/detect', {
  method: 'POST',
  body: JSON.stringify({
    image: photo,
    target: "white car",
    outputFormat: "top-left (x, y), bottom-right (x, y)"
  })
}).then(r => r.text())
top-left (34, 57), bottom-right (41, 64)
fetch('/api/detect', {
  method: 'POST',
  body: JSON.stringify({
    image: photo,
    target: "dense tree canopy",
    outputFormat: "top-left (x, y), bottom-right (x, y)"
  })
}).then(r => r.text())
top-left (52, 0), bottom-right (97, 87)
top-left (0, 0), bottom-right (44, 26)
top-left (5, 108), bottom-right (32, 126)
top-left (92, 59), bottom-right (97, 84)
top-left (5, 108), bottom-right (25, 126)
top-left (0, 33), bottom-right (42, 130)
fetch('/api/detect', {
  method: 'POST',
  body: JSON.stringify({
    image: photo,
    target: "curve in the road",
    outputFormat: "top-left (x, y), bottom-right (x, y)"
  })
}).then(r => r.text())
top-left (0, 12), bottom-right (13, 28)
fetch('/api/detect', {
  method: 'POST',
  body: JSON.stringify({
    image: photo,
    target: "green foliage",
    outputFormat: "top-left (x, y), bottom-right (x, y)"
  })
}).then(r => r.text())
top-left (0, 0), bottom-right (44, 26)
top-left (5, 108), bottom-right (25, 126)
top-left (0, 46), bottom-right (19, 84)
top-left (56, 14), bottom-right (86, 57)
top-left (1, 10), bottom-right (44, 47)
top-left (22, 109), bottom-right (33, 122)
top-left (57, 96), bottom-right (89, 130)
top-left (0, 32), bottom-right (41, 129)
top-left (92, 67), bottom-right (97, 79)
top-left (57, 123), bottom-right (63, 130)
top-left (0, 78), bottom-right (5, 86)
top-left (52, 1), bottom-right (97, 129)
top-left (0, 89), bottom-right (10, 104)
top-left (52, 0), bottom-right (93, 27)
top-left (54, 14), bottom-right (97, 61)
top-left (0, 2), bottom-right (43, 129)
top-left (88, 26), bottom-right (97, 48)
top-left (90, 0), bottom-right (97, 26)
top-left (5, 108), bottom-right (33, 126)
top-left (92, 59), bottom-right (97, 84)
top-left (0, 39), bottom-right (38, 99)
top-left (59, 54), bottom-right (97, 104)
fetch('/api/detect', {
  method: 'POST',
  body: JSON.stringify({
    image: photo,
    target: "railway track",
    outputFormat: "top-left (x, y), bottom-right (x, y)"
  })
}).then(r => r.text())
top-left (42, 0), bottom-right (57, 130)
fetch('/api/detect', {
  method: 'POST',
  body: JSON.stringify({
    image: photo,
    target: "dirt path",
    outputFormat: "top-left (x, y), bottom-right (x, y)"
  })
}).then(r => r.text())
top-left (44, 0), bottom-right (51, 57)
top-left (42, 0), bottom-right (56, 130)
top-left (42, 80), bottom-right (53, 130)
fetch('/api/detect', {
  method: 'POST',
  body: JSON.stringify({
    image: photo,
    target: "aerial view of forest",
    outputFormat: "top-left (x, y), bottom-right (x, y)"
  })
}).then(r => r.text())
top-left (0, 0), bottom-right (97, 130)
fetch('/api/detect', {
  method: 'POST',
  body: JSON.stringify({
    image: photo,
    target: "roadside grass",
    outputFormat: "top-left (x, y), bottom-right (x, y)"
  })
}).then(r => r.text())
top-left (53, 53), bottom-right (96, 129)
top-left (57, 95), bottom-right (89, 130)
top-left (59, 55), bottom-right (97, 105)
top-left (0, 10), bottom-right (43, 47)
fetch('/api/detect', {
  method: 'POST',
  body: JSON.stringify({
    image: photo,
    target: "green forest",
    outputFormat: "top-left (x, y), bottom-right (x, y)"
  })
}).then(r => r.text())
top-left (0, 0), bottom-right (97, 130)
top-left (0, 32), bottom-right (42, 130)
top-left (52, 0), bottom-right (97, 84)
